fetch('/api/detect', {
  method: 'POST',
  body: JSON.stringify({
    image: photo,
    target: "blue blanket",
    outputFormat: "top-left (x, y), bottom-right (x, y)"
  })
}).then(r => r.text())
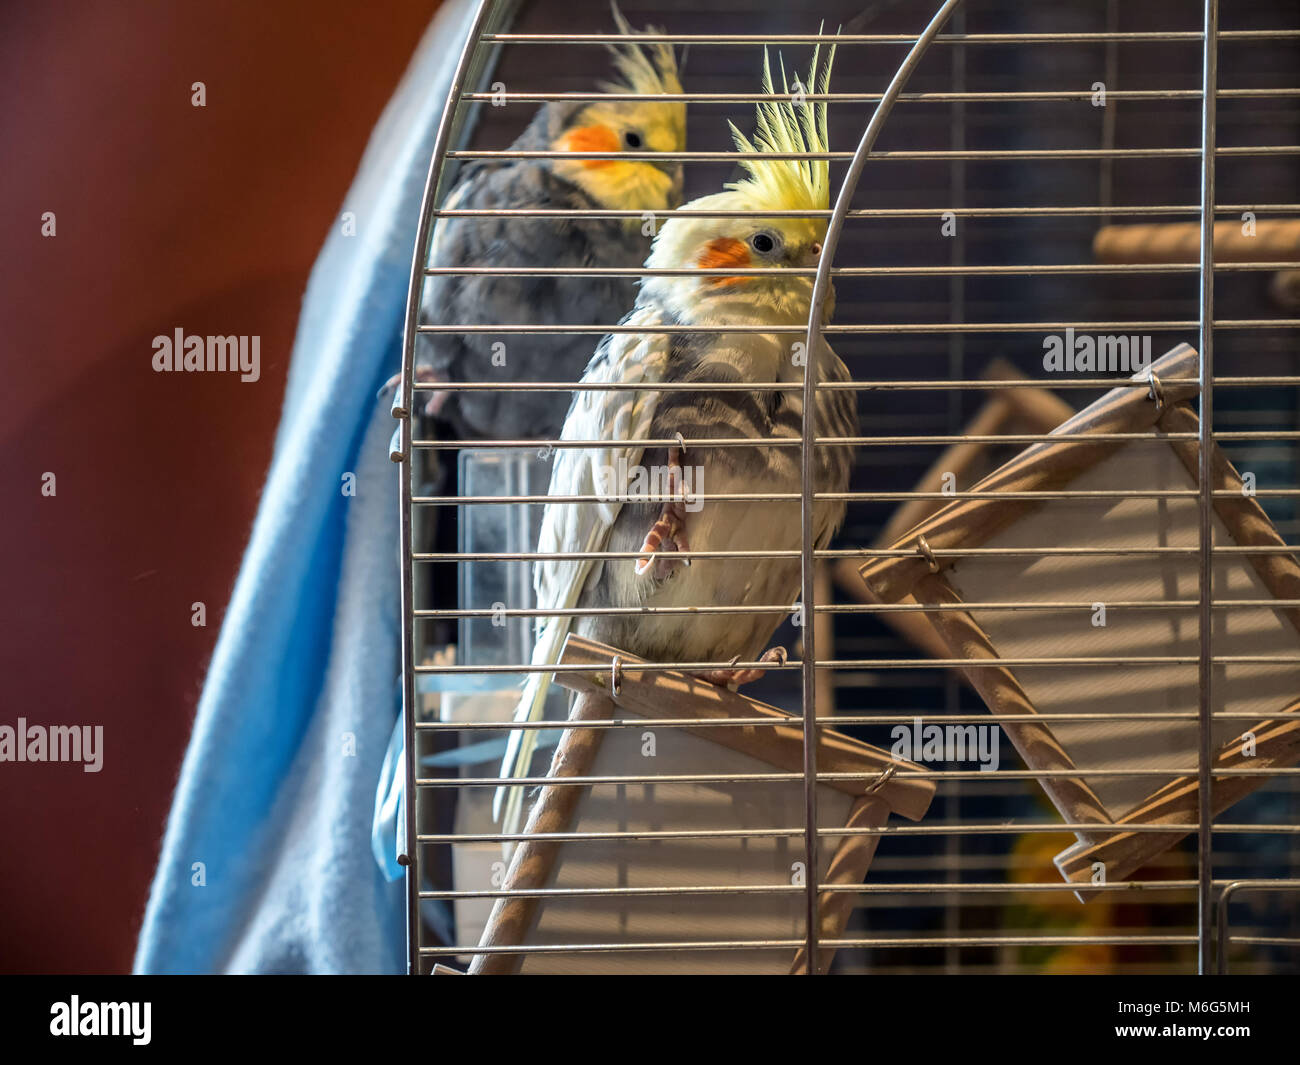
top-left (135, 0), bottom-right (477, 974)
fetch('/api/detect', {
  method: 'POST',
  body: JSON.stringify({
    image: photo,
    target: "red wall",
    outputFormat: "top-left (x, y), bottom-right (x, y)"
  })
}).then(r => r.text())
top-left (0, 0), bottom-right (438, 973)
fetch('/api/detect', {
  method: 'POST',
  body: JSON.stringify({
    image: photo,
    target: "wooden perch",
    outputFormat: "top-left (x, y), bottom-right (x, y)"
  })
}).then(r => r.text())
top-left (789, 794), bottom-right (891, 975)
top-left (1093, 219), bottom-right (1300, 263)
top-left (855, 343), bottom-right (1300, 897)
top-left (814, 561), bottom-right (836, 720)
top-left (1094, 219), bottom-right (1300, 312)
top-left (860, 344), bottom-right (1200, 603)
top-left (1056, 703), bottom-right (1300, 899)
top-left (874, 358), bottom-right (1076, 552)
top-left (468, 687), bottom-right (616, 975)
top-left (467, 635), bottom-right (936, 973)
top-left (835, 358), bottom-right (1075, 663)
top-left (557, 635), bottom-right (934, 819)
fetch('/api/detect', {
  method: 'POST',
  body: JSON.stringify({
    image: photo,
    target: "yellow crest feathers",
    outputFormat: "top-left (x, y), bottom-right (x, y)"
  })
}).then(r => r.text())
top-left (726, 39), bottom-right (835, 213)
top-left (602, 3), bottom-right (683, 96)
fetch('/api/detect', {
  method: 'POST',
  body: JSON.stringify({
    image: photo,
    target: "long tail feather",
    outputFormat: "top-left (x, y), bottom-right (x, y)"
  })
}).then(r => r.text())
top-left (493, 516), bottom-right (607, 842)
top-left (493, 611), bottom-right (573, 842)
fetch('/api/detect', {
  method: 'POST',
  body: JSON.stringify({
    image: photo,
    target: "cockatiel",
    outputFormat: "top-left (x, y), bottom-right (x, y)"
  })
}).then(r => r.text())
top-left (496, 44), bottom-right (858, 834)
top-left (414, 7), bottom-right (686, 443)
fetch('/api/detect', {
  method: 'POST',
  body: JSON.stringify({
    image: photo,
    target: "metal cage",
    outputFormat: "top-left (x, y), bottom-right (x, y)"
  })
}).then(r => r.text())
top-left (395, 0), bottom-right (1300, 974)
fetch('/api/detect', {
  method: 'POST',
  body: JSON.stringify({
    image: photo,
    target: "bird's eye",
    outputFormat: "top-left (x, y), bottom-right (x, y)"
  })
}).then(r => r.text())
top-left (750, 232), bottom-right (777, 255)
top-left (622, 130), bottom-right (644, 150)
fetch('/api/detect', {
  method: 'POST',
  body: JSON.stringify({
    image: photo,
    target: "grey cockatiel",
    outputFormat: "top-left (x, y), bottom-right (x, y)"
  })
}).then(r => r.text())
top-left (496, 45), bottom-right (858, 834)
top-left (414, 9), bottom-right (686, 443)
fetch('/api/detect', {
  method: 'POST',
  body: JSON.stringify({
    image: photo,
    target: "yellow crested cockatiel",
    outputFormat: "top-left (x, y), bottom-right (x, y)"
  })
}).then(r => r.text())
top-left (414, 5), bottom-right (687, 443)
top-left (496, 43), bottom-right (858, 835)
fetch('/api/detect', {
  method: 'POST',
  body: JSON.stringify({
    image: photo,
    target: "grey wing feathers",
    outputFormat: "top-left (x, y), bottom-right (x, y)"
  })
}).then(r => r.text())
top-left (494, 313), bottom-right (672, 836)
top-left (416, 118), bottom-right (650, 442)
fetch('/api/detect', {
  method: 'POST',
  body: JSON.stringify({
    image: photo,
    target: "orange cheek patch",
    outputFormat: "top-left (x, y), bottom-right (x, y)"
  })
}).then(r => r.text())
top-left (558, 125), bottom-right (621, 168)
top-left (697, 237), bottom-right (752, 286)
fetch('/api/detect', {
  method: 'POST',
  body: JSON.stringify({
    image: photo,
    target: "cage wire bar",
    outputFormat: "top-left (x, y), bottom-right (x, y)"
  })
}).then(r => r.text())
top-left (396, 0), bottom-right (503, 974)
top-left (396, 0), bottom-right (1300, 974)
top-left (1195, 0), bottom-right (1219, 978)
top-left (799, 0), bottom-right (966, 976)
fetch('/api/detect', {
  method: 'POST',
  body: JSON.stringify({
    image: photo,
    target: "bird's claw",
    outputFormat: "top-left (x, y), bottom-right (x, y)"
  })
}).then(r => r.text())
top-left (696, 646), bottom-right (787, 688)
top-left (634, 443), bottom-right (692, 578)
top-left (377, 366), bottom-right (451, 416)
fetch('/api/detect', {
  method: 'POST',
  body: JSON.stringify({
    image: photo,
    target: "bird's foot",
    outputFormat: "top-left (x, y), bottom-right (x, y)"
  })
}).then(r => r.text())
top-left (378, 366), bottom-right (451, 416)
top-left (634, 443), bottom-right (692, 578)
top-left (695, 646), bottom-right (787, 688)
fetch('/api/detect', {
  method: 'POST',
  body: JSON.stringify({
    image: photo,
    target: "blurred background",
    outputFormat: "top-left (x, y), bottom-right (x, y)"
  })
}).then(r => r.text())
top-left (0, 0), bottom-right (437, 973)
